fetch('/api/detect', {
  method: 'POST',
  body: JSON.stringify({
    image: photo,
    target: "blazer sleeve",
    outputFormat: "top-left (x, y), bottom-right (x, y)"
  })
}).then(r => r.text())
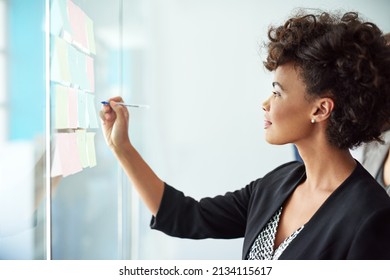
top-left (150, 182), bottom-right (256, 239)
top-left (347, 207), bottom-right (390, 259)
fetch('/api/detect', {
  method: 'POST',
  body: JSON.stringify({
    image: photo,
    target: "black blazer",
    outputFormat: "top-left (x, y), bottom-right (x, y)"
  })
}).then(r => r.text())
top-left (151, 161), bottom-right (390, 259)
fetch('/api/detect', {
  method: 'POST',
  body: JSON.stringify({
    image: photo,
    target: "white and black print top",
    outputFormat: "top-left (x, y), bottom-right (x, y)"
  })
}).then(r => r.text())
top-left (246, 207), bottom-right (304, 260)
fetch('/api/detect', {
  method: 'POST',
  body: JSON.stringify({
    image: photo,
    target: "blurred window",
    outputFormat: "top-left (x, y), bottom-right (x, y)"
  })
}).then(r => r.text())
top-left (0, 0), bottom-right (7, 142)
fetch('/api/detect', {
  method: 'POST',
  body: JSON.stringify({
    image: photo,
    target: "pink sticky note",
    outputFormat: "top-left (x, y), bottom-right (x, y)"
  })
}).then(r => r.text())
top-left (67, 0), bottom-right (88, 49)
top-left (67, 132), bottom-right (83, 174)
top-left (57, 132), bottom-right (83, 177)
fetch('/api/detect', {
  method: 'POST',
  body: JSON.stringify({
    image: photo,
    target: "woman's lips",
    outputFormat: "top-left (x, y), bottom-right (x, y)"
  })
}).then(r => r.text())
top-left (264, 119), bottom-right (272, 129)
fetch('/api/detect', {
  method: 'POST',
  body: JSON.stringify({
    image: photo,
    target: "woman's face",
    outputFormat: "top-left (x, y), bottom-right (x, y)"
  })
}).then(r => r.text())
top-left (262, 63), bottom-right (317, 145)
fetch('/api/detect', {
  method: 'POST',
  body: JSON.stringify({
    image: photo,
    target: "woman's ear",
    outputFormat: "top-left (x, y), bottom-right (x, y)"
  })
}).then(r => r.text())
top-left (311, 97), bottom-right (334, 123)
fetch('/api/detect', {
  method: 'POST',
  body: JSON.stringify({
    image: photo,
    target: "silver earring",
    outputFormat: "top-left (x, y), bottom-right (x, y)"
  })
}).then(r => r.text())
top-left (311, 118), bottom-right (316, 124)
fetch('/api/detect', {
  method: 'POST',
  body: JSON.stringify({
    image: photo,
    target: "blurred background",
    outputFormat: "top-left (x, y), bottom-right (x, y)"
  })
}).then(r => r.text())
top-left (0, 0), bottom-right (389, 259)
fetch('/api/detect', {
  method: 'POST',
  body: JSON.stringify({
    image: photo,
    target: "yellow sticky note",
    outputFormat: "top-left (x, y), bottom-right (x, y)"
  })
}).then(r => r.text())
top-left (86, 132), bottom-right (97, 167)
top-left (53, 84), bottom-right (69, 129)
top-left (50, 36), bottom-right (71, 83)
top-left (85, 16), bottom-right (96, 55)
top-left (68, 87), bottom-right (78, 128)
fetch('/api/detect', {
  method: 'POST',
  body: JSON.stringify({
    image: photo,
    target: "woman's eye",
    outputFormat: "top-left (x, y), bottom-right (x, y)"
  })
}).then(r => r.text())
top-left (272, 91), bottom-right (281, 97)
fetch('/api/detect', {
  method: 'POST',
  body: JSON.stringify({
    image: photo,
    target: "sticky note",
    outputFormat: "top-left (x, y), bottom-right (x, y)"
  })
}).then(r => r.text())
top-left (67, 45), bottom-right (79, 87)
top-left (50, 36), bottom-right (71, 83)
top-left (67, 0), bottom-right (88, 50)
top-left (86, 93), bottom-right (99, 128)
top-left (52, 132), bottom-right (83, 177)
top-left (77, 90), bottom-right (87, 128)
top-left (68, 87), bottom-right (78, 128)
top-left (85, 16), bottom-right (96, 54)
top-left (50, 0), bottom-right (72, 37)
top-left (65, 132), bottom-right (83, 176)
top-left (68, 46), bottom-right (89, 90)
top-left (86, 132), bottom-right (97, 167)
top-left (50, 0), bottom-right (63, 36)
top-left (51, 135), bottom-right (63, 177)
top-left (77, 51), bottom-right (88, 90)
top-left (53, 84), bottom-right (69, 129)
top-left (86, 55), bottom-right (95, 92)
top-left (75, 129), bottom-right (89, 168)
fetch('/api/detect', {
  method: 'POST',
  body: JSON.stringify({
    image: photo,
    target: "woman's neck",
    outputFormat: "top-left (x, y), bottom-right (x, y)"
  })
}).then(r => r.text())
top-left (296, 143), bottom-right (357, 192)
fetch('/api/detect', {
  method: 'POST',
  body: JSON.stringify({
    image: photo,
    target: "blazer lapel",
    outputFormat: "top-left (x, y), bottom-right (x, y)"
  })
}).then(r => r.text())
top-left (242, 163), bottom-right (306, 258)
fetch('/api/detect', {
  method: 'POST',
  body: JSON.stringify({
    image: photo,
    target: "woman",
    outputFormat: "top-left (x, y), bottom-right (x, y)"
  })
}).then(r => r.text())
top-left (360, 33), bottom-right (390, 193)
top-left (100, 10), bottom-right (390, 259)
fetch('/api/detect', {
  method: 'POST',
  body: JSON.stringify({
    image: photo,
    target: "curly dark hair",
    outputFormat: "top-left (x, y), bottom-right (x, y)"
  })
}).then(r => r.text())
top-left (264, 10), bottom-right (390, 149)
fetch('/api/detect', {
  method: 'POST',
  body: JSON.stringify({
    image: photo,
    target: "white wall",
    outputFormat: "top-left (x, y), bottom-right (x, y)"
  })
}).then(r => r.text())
top-left (132, 0), bottom-right (390, 259)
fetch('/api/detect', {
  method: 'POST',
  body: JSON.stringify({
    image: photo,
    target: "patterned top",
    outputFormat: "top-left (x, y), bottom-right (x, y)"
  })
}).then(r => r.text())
top-left (246, 207), bottom-right (304, 260)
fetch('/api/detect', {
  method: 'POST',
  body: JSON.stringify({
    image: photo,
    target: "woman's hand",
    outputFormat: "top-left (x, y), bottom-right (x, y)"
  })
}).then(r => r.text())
top-left (99, 96), bottom-right (131, 152)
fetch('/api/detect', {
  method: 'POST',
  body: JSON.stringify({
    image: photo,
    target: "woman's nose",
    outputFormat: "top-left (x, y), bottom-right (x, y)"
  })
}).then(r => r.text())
top-left (262, 96), bottom-right (270, 111)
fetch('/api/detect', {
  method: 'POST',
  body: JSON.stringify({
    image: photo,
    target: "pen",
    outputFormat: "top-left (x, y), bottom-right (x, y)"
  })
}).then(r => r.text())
top-left (101, 101), bottom-right (150, 109)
